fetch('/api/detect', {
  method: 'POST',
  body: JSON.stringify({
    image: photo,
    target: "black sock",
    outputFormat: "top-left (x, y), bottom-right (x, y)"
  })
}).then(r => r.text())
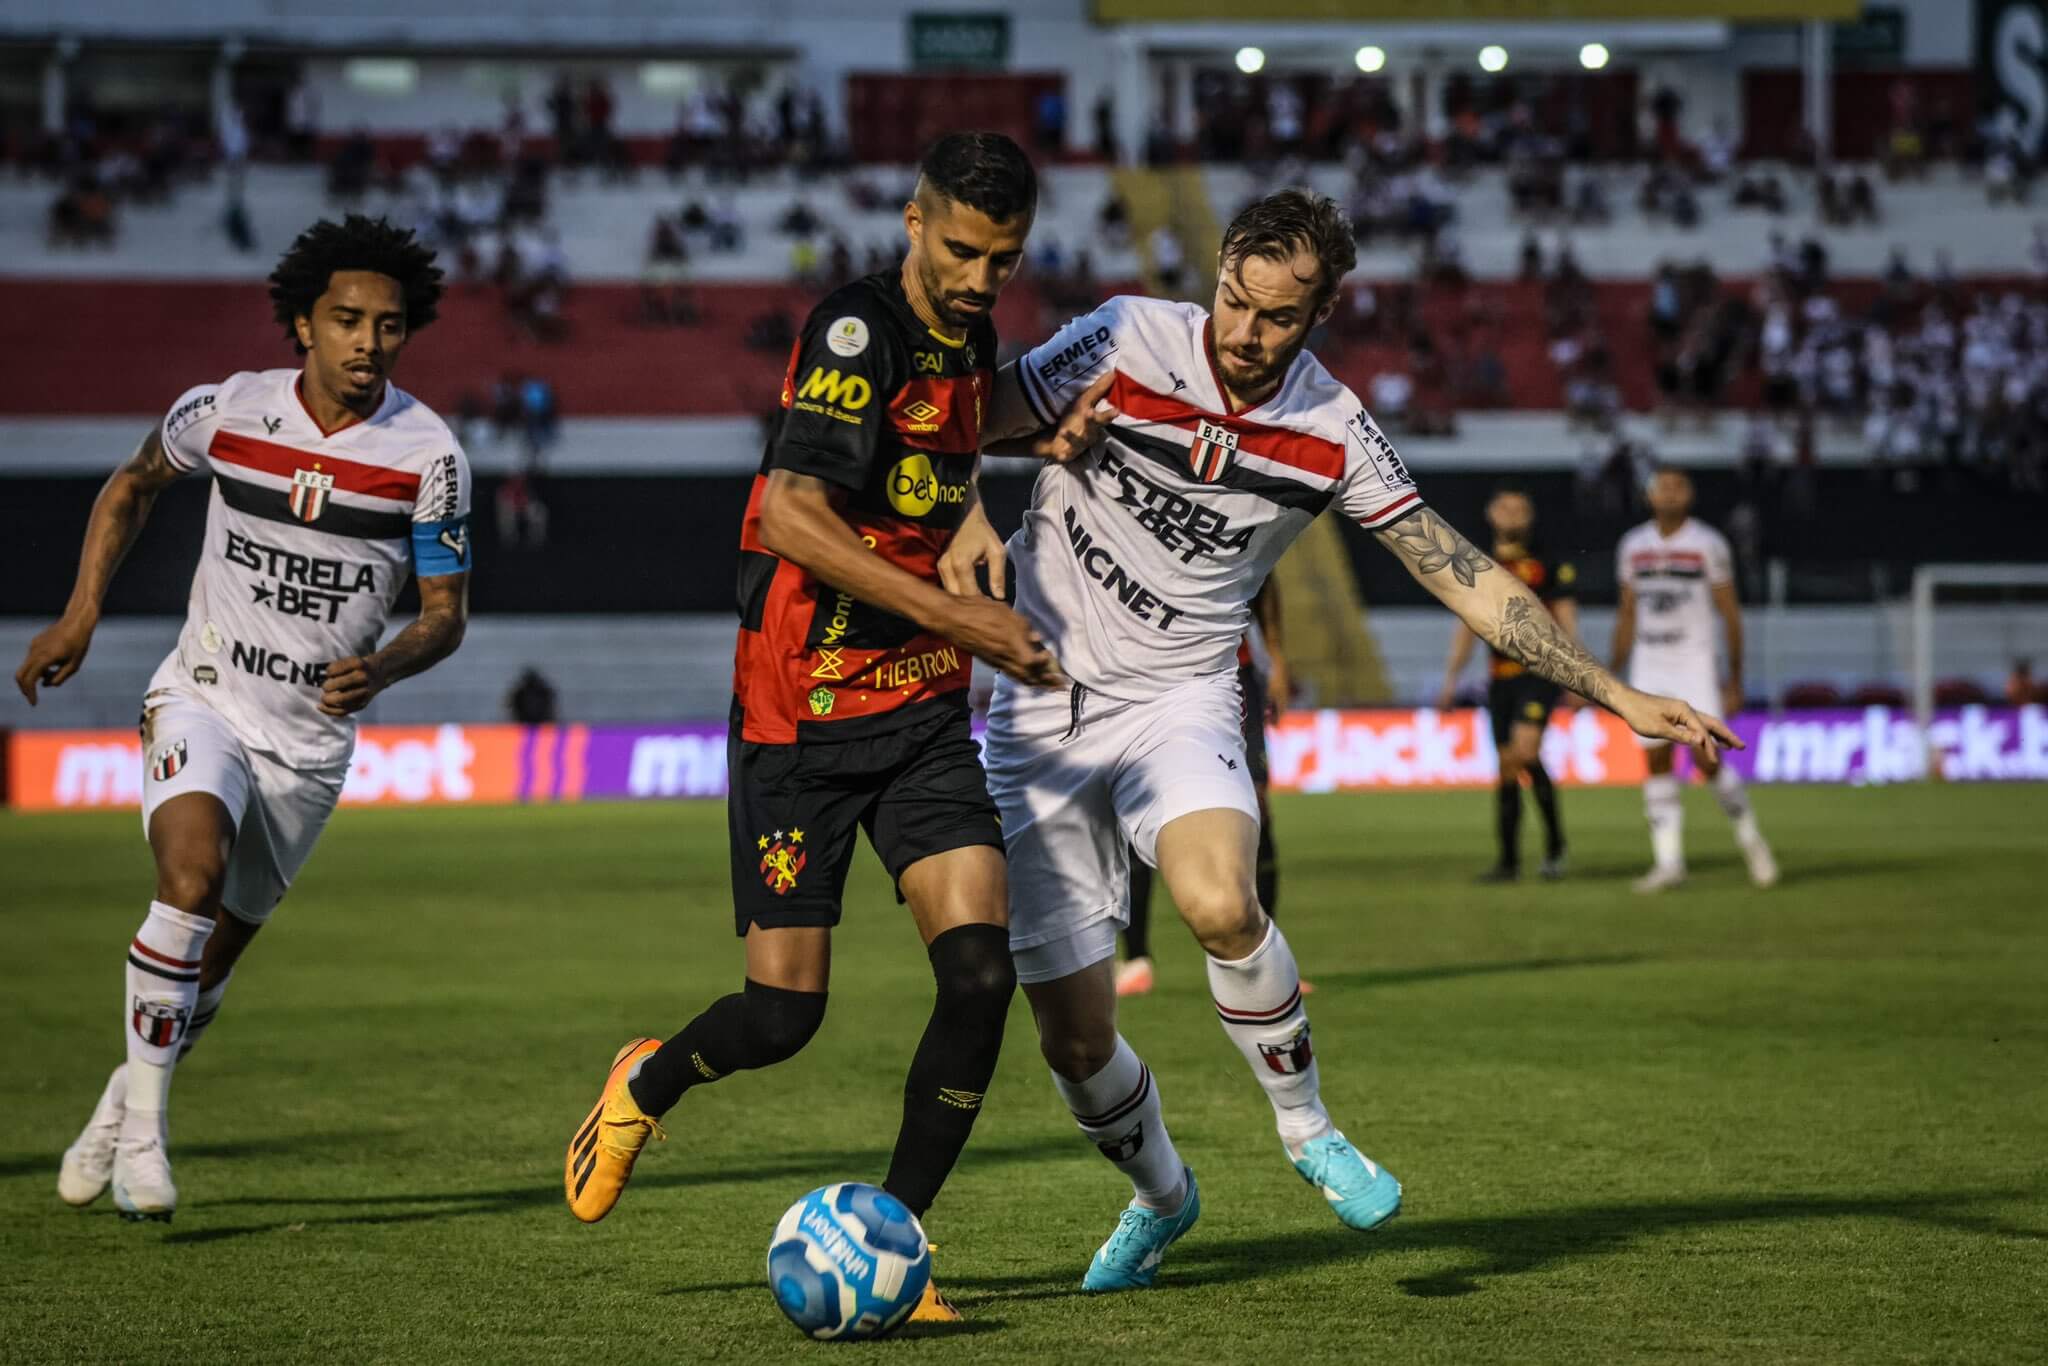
top-left (882, 923), bottom-right (1015, 1219)
top-left (628, 979), bottom-right (826, 1117)
top-left (1526, 759), bottom-right (1565, 857)
top-left (1495, 780), bottom-right (1522, 869)
top-left (1255, 814), bottom-right (1279, 918)
top-left (1124, 844), bottom-right (1154, 959)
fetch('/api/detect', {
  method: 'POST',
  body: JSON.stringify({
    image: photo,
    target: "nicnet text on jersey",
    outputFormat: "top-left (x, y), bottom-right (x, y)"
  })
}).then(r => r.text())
top-left (731, 271), bottom-right (997, 744)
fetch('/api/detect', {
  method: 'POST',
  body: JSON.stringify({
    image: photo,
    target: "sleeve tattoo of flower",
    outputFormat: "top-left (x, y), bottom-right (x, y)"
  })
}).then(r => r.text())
top-left (1385, 510), bottom-right (1492, 588)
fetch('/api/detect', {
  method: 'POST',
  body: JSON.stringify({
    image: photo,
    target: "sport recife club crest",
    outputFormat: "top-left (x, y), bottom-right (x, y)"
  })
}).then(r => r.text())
top-left (757, 828), bottom-right (807, 895)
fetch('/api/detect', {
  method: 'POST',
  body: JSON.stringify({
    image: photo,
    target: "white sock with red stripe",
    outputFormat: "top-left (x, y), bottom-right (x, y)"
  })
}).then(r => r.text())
top-left (1050, 1035), bottom-right (1186, 1213)
top-left (123, 902), bottom-right (213, 1124)
top-left (1207, 921), bottom-right (1332, 1158)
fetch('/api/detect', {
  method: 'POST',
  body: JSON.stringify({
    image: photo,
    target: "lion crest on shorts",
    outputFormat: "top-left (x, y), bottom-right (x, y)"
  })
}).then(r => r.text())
top-left (756, 828), bottom-right (807, 896)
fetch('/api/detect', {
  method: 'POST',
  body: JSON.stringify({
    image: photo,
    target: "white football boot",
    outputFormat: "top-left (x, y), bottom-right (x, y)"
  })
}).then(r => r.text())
top-left (1742, 837), bottom-right (1780, 889)
top-left (1632, 865), bottom-right (1687, 894)
top-left (112, 1110), bottom-right (177, 1222)
top-left (57, 1064), bottom-right (128, 1207)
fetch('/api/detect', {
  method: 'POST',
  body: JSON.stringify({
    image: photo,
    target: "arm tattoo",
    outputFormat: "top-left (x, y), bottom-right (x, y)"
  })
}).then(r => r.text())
top-left (1384, 509), bottom-right (1493, 588)
top-left (1496, 593), bottom-right (1617, 707)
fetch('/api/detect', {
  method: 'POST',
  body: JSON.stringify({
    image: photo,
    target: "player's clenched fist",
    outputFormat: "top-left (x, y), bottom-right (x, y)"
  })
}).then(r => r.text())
top-left (939, 596), bottom-right (1067, 689)
top-left (14, 614), bottom-right (95, 706)
top-left (318, 655), bottom-right (389, 717)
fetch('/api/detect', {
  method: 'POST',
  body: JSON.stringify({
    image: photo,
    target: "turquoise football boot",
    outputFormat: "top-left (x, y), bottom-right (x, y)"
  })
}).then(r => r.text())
top-left (1080, 1166), bottom-right (1201, 1292)
top-left (1294, 1132), bottom-right (1401, 1230)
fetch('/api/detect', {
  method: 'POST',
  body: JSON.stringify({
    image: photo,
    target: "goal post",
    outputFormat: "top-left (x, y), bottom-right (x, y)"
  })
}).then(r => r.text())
top-left (1909, 563), bottom-right (2048, 734)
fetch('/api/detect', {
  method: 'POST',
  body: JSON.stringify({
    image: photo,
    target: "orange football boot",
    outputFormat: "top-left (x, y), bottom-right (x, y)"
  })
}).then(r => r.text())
top-left (565, 1037), bottom-right (665, 1223)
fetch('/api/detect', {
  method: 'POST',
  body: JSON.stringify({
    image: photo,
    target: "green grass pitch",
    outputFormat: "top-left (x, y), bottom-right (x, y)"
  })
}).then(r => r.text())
top-left (3, 785), bottom-right (2044, 1364)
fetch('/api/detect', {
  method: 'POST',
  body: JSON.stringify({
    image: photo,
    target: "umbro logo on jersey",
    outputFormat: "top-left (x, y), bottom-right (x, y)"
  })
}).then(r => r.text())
top-left (263, 415), bottom-right (283, 435)
top-left (1188, 419), bottom-right (1237, 482)
top-left (289, 466), bottom-right (335, 523)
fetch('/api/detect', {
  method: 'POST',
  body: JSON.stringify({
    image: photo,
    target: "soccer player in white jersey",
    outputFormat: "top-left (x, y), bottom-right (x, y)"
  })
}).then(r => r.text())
top-left (13, 216), bottom-right (473, 1221)
top-left (939, 190), bottom-right (1739, 1290)
top-left (1611, 466), bottom-right (1778, 893)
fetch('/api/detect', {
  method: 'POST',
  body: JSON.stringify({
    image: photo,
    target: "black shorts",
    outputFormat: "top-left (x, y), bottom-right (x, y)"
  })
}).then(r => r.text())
top-left (1237, 663), bottom-right (1270, 787)
top-left (1487, 673), bottom-right (1560, 748)
top-left (727, 702), bottom-right (1002, 935)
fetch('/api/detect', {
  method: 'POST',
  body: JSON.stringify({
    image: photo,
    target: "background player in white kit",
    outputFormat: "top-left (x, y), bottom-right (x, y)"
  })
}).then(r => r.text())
top-left (1611, 467), bottom-right (1778, 893)
top-left (13, 216), bottom-right (473, 1221)
top-left (943, 191), bottom-right (1740, 1290)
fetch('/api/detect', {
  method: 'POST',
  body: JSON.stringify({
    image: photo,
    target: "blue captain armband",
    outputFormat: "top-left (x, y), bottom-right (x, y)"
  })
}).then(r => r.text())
top-left (412, 515), bottom-right (472, 576)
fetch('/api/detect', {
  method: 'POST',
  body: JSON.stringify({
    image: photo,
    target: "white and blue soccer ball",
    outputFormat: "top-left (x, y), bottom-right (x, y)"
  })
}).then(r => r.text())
top-left (767, 1183), bottom-right (931, 1341)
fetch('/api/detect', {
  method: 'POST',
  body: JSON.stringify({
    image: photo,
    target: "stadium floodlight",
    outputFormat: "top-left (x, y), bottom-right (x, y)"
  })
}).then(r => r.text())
top-left (1478, 45), bottom-right (1508, 73)
top-left (1355, 45), bottom-right (1386, 74)
top-left (1236, 46), bottom-right (1266, 75)
top-left (1580, 42), bottom-right (1610, 70)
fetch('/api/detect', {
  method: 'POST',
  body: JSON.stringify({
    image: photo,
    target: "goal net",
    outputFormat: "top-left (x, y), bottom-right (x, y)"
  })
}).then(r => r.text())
top-left (1909, 563), bottom-right (2048, 776)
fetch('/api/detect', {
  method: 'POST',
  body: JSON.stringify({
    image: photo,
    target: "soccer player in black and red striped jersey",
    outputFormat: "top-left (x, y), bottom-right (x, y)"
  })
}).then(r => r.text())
top-left (561, 133), bottom-right (1109, 1324)
top-left (1439, 487), bottom-right (1577, 881)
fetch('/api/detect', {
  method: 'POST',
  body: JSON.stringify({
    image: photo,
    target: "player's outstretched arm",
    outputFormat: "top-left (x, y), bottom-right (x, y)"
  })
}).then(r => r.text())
top-left (320, 571), bottom-right (469, 717)
top-left (1374, 508), bottom-right (1741, 756)
top-left (980, 365), bottom-right (1118, 462)
top-left (14, 427), bottom-right (186, 705)
top-left (760, 470), bottom-right (1065, 688)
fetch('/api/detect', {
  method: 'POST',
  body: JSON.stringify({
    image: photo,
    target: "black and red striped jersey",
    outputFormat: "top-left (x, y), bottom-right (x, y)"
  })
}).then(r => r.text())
top-left (732, 271), bottom-right (997, 744)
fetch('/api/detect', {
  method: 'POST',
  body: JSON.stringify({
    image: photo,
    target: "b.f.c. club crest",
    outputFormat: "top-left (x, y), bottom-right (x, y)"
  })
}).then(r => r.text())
top-left (1188, 418), bottom-right (1238, 482)
top-left (289, 465), bottom-right (335, 523)
top-left (1257, 1022), bottom-right (1315, 1075)
top-left (756, 828), bottom-right (807, 896)
top-left (150, 740), bottom-right (188, 783)
top-left (132, 996), bottom-right (190, 1049)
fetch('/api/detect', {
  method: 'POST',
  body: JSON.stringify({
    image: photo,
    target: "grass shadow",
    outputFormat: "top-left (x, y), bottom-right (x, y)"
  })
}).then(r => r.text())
top-left (941, 1188), bottom-right (2045, 1304)
top-left (156, 1136), bottom-right (1087, 1246)
top-left (0, 1130), bottom-right (390, 1183)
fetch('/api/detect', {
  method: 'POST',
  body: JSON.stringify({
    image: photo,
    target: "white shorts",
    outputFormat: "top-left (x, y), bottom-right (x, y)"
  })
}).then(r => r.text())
top-left (1629, 654), bottom-right (1721, 749)
top-left (983, 670), bottom-right (1260, 984)
top-left (139, 688), bottom-right (347, 924)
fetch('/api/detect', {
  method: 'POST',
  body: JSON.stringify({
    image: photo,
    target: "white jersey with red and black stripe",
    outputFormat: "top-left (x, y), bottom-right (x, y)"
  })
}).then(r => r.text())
top-left (1616, 517), bottom-right (1733, 672)
top-left (151, 368), bottom-right (472, 768)
top-left (1011, 295), bottom-right (1422, 700)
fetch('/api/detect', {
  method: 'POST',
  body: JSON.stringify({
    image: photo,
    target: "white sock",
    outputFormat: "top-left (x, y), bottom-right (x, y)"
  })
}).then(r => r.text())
top-left (1644, 774), bottom-right (1685, 872)
top-left (1206, 921), bottom-right (1332, 1157)
top-left (177, 971), bottom-right (233, 1061)
top-left (1712, 766), bottom-right (1762, 846)
top-left (123, 901), bottom-right (213, 1124)
top-left (1050, 1036), bottom-right (1186, 1212)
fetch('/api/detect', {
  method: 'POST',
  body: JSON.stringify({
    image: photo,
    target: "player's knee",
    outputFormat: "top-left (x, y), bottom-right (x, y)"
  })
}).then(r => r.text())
top-left (154, 857), bottom-right (226, 918)
top-left (1498, 751), bottom-right (1526, 783)
top-left (1039, 1025), bottom-right (1115, 1083)
top-left (929, 923), bottom-right (1015, 1028)
top-left (1179, 883), bottom-right (1263, 957)
top-left (740, 980), bottom-right (827, 1064)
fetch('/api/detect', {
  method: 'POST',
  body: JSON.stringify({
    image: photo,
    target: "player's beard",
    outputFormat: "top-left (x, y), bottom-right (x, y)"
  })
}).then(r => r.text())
top-left (914, 253), bottom-right (989, 332)
top-left (1214, 328), bottom-right (1310, 402)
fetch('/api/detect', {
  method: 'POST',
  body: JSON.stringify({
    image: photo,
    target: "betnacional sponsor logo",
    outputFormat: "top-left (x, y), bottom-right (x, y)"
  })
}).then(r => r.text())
top-left (11, 708), bottom-right (2042, 810)
top-left (886, 453), bottom-right (966, 517)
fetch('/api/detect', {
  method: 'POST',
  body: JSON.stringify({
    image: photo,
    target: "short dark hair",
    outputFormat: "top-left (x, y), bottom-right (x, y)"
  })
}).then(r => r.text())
top-left (916, 132), bottom-right (1037, 223)
top-left (268, 214), bottom-right (444, 353)
top-left (1218, 189), bottom-right (1357, 306)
